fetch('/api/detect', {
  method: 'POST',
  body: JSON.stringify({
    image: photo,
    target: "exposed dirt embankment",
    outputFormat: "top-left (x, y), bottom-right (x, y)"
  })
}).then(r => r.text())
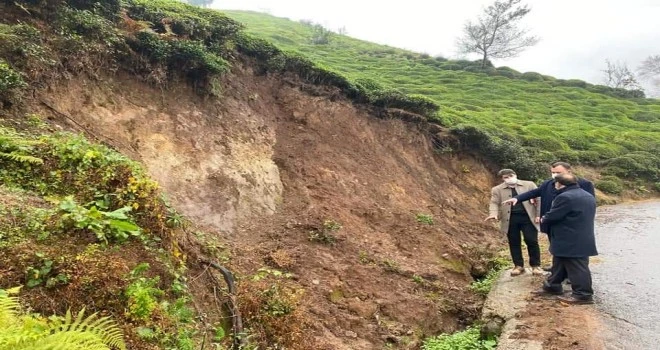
top-left (33, 64), bottom-right (503, 348)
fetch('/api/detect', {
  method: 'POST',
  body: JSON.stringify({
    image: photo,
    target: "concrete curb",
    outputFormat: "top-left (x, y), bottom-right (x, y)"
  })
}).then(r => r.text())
top-left (480, 269), bottom-right (543, 350)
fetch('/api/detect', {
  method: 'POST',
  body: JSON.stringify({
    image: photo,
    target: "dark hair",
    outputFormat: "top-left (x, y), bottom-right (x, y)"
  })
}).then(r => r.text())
top-left (555, 173), bottom-right (577, 186)
top-left (497, 169), bottom-right (516, 177)
top-left (551, 161), bottom-right (572, 170)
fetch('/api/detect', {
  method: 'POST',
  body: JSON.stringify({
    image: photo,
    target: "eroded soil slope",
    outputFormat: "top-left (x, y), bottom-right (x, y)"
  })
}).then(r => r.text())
top-left (35, 65), bottom-right (503, 348)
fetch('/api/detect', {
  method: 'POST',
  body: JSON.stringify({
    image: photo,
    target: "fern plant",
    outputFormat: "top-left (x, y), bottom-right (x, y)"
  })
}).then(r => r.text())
top-left (0, 287), bottom-right (127, 350)
top-left (0, 128), bottom-right (43, 164)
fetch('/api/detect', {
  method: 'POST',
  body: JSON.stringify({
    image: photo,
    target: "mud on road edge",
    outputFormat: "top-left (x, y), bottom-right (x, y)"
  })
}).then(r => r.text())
top-left (480, 269), bottom-right (544, 350)
top-left (482, 269), bottom-right (606, 350)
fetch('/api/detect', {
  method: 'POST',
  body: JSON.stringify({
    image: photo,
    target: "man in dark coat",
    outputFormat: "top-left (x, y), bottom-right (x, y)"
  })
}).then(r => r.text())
top-left (502, 161), bottom-right (595, 271)
top-left (532, 173), bottom-right (598, 304)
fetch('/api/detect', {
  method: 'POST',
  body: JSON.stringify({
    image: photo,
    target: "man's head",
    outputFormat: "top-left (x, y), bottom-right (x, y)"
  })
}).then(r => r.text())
top-left (554, 173), bottom-right (578, 190)
top-left (497, 169), bottom-right (518, 186)
top-left (550, 161), bottom-right (572, 179)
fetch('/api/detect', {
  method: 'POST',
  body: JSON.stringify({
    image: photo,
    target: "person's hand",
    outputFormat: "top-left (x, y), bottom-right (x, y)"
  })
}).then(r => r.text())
top-left (502, 198), bottom-right (518, 206)
top-left (534, 217), bottom-right (540, 224)
top-left (485, 215), bottom-right (498, 222)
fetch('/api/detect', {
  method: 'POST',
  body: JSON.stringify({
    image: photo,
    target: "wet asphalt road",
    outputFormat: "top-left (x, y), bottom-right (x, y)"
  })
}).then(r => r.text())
top-left (592, 201), bottom-right (660, 350)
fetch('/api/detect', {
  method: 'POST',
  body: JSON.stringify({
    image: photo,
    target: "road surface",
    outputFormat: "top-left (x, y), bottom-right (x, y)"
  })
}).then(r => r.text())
top-left (592, 200), bottom-right (660, 350)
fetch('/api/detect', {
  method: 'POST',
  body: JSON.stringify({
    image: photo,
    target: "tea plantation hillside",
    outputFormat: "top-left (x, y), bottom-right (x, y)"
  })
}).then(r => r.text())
top-left (225, 10), bottom-right (660, 189)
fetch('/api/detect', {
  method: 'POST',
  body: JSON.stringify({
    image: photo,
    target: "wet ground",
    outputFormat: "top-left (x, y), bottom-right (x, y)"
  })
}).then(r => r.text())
top-left (592, 201), bottom-right (660, 350)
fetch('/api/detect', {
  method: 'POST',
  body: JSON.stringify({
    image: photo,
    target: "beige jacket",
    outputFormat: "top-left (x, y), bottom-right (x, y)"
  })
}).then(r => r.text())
top-left (489, 180), bottom-right (541, 233)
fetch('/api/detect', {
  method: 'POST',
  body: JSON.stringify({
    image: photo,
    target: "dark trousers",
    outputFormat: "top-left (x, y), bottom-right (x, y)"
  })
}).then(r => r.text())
top-left (544, 256), bottom-right (593, 299)
top-left (507, 213), bottom-right (540, 267)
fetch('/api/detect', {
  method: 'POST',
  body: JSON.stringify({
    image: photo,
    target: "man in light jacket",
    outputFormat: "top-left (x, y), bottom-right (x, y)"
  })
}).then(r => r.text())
top-left (486, 169), bottom-right (543, 276)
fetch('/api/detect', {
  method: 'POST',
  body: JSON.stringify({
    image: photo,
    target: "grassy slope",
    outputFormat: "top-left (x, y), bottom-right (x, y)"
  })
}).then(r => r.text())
top-left (225, 10), bottom-right (660, 182)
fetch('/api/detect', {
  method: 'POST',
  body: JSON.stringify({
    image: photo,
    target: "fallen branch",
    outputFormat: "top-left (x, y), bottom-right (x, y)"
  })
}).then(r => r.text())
top-left (200, 259), bottom-right (245, 350)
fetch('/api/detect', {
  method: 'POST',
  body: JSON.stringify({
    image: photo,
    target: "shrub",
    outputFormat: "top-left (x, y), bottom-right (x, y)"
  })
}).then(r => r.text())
top-left (554, 79), bottom-right (588, 88)
top-left (0, 23), bottom-right (59, 85)
top-left (595, 177), bottom-right (623, 194)
top-left (551, 150), bottom-right (580, 164)
top-left (125, 0), bottom-right (242, 43)
top-left (235, 34), bottom-right (281, 61)
top-left (494, 66), bottom-right (521, 79)
top-left (416, 213), bottom-right (434, 225)
top-left (57, 196), bottom-right (143, 244)
top-left (169, 39), bottom-right (229, 76)
top-left (520, 71), bottom-right (544, 82)
top-left (586, 85), bottom-right (645, 99)
top-left (129, 31), bottom-right (229, 90)
top-left (0, 128), bottom-right (167, 237)
top-left (440, 63), bottom-right (463, 71)
top-left (423, 326), bottom-right (497, 350)
top-left (130, 30), bottom-right (173, 62)
top-left (630, 112), bottom-right (660, 122)
top-left (124, 263), bottom-right (164, 321)
top-left (451, 125), bottom-right (545, 181)
top-left (577, 151), bottom-right (601, 165)
top-left (56, 7), bottom-right (122, 44)
top-left (308, 220), bottom-right (341, 244)
top-left (522, 136), bottom-right (567, 151)
top-left (0, 61), bottom-right (26, 102)
top-left (603, 152), bottom-right (660, 181)
top-left (372, 90), bottom-right (440, 117)
top-left (310, 24), bottom-right (332, 45)
top-left (67, 0), bottom-right (122, 18)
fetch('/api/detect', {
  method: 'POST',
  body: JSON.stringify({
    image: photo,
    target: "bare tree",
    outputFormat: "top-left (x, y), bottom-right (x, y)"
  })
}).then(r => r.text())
top-left (638, 55), bottom-right (660, 96)
top-left (638, 55), bottom-right (660, 79)
top-left (457, 0), bottom-right (539, 68)
top-left (602, 59), bottom-right (642, 91)
top-left (310, 24), bottom-right (332, 45)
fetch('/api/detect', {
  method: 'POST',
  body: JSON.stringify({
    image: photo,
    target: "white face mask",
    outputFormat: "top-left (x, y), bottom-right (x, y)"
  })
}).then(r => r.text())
top-left (551, 173), bottom-right (560, 179)
top-left (504, 176), bottom-right (518, 185)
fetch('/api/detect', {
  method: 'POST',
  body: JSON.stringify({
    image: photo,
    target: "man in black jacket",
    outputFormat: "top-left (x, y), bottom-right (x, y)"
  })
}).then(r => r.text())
top-left (503, 161), bottom-right (595, 271)
top-left (503, 161), bottom-right (595, 238)
top-left (532, 173), bottom-right (598, 304)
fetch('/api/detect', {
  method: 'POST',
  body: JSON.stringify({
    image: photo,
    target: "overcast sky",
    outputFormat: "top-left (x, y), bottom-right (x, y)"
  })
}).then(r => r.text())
top-left (212, 0), bottom-right (660, 87)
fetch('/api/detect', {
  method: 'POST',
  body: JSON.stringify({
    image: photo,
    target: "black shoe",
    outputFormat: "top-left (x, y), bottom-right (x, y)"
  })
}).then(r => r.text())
top-left (558, 295), bottom-right (593, 305)
top-left (531, 288), bottom-right (563, 297)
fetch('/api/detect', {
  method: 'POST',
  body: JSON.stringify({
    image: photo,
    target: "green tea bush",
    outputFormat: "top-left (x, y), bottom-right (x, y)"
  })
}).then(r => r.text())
top-left (0, 24), bottom-right (55, 82)
top-left (451, 125), bottom-right (544, 180)
top-left (67, 0), bottom-right (122, 18)
top-left (493, 66), bottom-right (521, 79)
top-left (125, 0), bottom-right (243, 42)
top-left (595, 176), bottom-right (624, 194)
top-left (129, 31), bottom-right (228, 90)
top-left (56, 7), bottom-right (121, 44)
top-left (520, 72), bottom-right (544, 82)
top-left (603, 152), bottom-right (660, 181)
